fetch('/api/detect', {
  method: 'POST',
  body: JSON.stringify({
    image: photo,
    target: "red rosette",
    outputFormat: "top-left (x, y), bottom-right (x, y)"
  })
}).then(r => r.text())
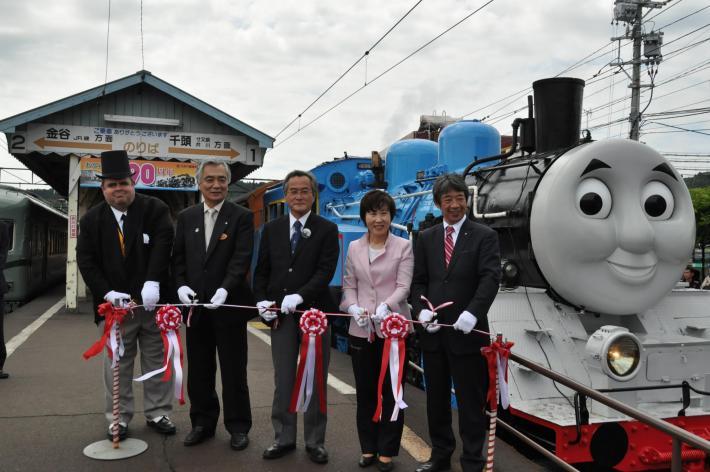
top-left (380, 313), bottom-right (409, 340)
top-left (155, 305), bottom-right (182, 332)
top-left (299, 309), bottom-right (327, 336)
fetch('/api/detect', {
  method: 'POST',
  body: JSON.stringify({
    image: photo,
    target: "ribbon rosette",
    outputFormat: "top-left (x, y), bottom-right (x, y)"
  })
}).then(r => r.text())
top-left (289, 309), bottom-right (328, 414)
top-left (134, 305), bottom-right (186, 405)
top-left (373, 313), bottom-right (409, 422)
top-left (480, 337), bottom-right (515, 410)
top-left (83, 302), bottom-right (128, 367)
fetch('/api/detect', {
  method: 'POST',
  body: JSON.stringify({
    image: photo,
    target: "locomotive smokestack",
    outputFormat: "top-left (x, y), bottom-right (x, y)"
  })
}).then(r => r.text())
top-left (532, 77), bottom-right (585, 153)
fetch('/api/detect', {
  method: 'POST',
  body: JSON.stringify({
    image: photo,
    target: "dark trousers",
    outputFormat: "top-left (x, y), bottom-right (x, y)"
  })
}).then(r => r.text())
top-left (423, 348), bottom-right (489, 472)
top-left (186, 309), bottom-right (252, 434)
top-left (0, 297), bottom-right (5, 370)
top-left (350, 335), bottom-right (405, 457)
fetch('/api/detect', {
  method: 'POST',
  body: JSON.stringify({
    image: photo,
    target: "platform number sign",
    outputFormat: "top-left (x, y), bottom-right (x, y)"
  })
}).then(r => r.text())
top-left (8, 133), bottom-right (27, 152)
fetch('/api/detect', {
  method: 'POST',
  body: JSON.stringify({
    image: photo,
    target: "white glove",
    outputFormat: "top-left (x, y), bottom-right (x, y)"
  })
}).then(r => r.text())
top-left (418, 309), bottom-right (441, 333)
top-left (177, 285), bottom-right (197, 305)
top-left (141, 281), bottom-right (160, 311)
top-left (453, 311), bottom-right (477, 334)
top-left (281, 293), bottom-right (303, 314)
top-left (372, 302), bottom-right (390, 323)
top-left (205, 288), bottom-right (228, 310)
top-left (105, 290), bottom-right (131, 308)
top-left (257, 300), bottom-right (277, 321)
top-left (348, 304), bottom-right (368, 328)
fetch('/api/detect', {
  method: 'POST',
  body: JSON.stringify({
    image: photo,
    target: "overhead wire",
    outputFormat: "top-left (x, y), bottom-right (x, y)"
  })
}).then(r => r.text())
top-left (272, 0), bottom-right (426, 139)
top-left (275, 0), bottom-right (497, 148)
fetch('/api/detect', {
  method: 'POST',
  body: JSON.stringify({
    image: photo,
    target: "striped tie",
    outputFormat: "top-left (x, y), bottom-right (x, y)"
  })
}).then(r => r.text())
top-left (117, 214), bottom-right (126, 258)
top-left (444, 225), bottom-right (455, 268)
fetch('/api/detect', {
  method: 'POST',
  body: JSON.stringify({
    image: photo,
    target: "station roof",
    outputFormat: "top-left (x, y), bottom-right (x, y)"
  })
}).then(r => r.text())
top-left (0, 70), bottom-right (274, 148)
top-left (0, 70), bottom-right (274, 194)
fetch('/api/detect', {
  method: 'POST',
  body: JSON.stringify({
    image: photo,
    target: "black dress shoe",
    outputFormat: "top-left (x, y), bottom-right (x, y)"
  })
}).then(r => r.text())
top-left (230, 432), bottom-right (249, 451)
top-left (0, 371), bottom-right (9, 379)
top-left (183, 426), bottom-right (215, 446)
top-left (376, 459), bottom-right (395, 472)
top-left (106, 424), bottom-right (128, 441)
top-left (415, 459), bottom-right (451, 472)
top-left (306, 445), bottom-right (329, 464)
top-left (262, 443), bottom-right (296, 459)
top-left (147, 416), bottom-right (177, 435)
top-left (359, 455), bottom-right (376, 467)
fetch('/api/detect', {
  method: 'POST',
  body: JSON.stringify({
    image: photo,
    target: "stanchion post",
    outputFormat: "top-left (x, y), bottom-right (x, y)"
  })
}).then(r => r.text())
top-left (111, 325), bottom-right (121, 449)
top-left (485, 333), bottom-right (503, 471)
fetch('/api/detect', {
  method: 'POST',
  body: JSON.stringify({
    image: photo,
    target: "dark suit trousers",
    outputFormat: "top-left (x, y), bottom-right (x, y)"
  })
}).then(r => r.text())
top-left (270, 313), bottom-right (330, 447)
top-left (0, 297), bottom-right (5, 370)
top-left (423, 347), bottom-right (489, 472)
top-left (186, 308), bottom-right (252, 434)
top-left (350, 335), bottom-right (405, 457)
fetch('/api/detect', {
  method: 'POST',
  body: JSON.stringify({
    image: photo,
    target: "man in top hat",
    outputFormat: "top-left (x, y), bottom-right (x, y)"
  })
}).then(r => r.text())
top-left (77, 150), bottom-right (177, 440)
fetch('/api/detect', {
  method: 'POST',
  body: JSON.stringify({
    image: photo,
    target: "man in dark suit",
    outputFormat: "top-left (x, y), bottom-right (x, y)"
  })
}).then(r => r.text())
top-left (173, 160), bottom-right (254, 451)
top-left (254, 170), bottom-right (339, 464)
top-left (0, 220), bottom-right (9, 379)
top-left (411, 173), bottom-right (501, 472)
top-left (77, 150), bottom-right (176, 440)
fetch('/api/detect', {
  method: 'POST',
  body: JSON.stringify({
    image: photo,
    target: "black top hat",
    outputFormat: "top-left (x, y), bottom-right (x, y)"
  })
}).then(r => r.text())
top-left (97, 150), bottom-right (134, 179)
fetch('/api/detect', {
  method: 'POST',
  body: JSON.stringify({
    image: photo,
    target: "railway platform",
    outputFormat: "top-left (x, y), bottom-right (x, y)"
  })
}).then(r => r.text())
top-left (0, 286), bottom-right (548, 471)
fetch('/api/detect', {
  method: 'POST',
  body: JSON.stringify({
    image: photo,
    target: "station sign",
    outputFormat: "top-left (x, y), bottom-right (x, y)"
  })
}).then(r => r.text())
top-left (79, 157), bottom-right (198, 192)
top-left (11, 123), bottom-right (252, 163)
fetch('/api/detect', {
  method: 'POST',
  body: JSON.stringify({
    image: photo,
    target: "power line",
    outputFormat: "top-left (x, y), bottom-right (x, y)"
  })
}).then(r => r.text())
top-left (272, 0), bottom-right (426, 139)
top-left (140, 0), bottom-right (145, 70)
top-left (276, 0), bottom-right (496, 148)
top-left (104, 0), bottom-right (111, 84)
top-left (646, 120), bottom-right (710, 136)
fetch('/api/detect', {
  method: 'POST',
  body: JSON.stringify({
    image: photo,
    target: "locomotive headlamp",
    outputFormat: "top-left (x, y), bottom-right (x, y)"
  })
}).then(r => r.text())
top-left (500, 259), bottom-right (520, 287)
top-left (586, 326), bottom-right (642, 381)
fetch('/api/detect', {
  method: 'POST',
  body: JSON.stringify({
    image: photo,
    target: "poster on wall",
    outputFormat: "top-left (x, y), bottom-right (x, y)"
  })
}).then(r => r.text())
top-left (80, 157), bottom-right (197, 192)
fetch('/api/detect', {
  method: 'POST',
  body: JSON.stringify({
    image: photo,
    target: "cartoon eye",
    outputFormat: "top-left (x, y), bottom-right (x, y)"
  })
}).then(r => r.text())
top-left (641, 181), bottom-right (674, 220)
top-left (576, 178), bottom-right (612, 218)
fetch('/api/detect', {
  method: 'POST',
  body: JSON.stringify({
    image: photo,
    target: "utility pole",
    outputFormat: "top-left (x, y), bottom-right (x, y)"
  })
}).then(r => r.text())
top-left (611, 1), bottom-right (665, 141)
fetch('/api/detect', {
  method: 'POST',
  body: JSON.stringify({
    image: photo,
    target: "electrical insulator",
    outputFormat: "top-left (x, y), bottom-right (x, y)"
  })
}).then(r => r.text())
top-left (644, 31), bottom-right (664, 62)
top-left (613, 1), bottom-right (637, 23)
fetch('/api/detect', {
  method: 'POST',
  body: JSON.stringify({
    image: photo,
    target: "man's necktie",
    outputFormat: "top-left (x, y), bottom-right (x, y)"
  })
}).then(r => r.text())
top-left (291, 220), bottom-right (302, 255)
top-left (117, 214), bottom-right (126, 258)
top-left (444, 225), bottom-right (455, 268)
top-left (205, 208), bottom-right (217, 250)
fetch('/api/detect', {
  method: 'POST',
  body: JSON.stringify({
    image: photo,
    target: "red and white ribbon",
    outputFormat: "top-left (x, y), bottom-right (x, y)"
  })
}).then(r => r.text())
top-left (373, 313), bottom-right (409, 422)
top-left (481, 334), bottom-right (514, 470)
top-left (289, 309), bottom-right (328, 414)
top-left (83, 302), bottom-right (128, 366)
top-left (134, 305), bottom-right (186, 405)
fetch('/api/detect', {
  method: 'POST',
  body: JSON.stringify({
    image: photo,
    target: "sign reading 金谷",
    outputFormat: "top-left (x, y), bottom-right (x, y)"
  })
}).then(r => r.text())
top-left (23, 123), bottom-right (252, 162)
top-left (80, 157), bottom-right (198, 192)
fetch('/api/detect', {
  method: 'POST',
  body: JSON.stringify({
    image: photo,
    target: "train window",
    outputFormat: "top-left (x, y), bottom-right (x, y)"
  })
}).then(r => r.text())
top-left (329, 172), bottom-right (346, 190)
top-left (357, 163), bottom-right (371, 170)
top-left (0, 219), bottom-right (14, 251)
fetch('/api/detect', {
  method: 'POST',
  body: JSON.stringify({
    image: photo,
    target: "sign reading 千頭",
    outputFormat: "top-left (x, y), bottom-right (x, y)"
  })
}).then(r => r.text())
top-left (18, 123), bottom-right (250, 162)
top-left (80, 157), bottom-right (198, 192)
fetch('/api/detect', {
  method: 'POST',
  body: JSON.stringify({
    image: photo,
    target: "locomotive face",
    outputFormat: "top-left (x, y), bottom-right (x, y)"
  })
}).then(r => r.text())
top-left (530, 139), bottom-right (695, 315)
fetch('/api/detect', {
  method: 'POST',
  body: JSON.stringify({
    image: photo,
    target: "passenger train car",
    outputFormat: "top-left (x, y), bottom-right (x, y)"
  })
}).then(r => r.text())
top-left (250, 78), bottom-right (709, 470)
top-left (0, 185), bottom-right (67, 309)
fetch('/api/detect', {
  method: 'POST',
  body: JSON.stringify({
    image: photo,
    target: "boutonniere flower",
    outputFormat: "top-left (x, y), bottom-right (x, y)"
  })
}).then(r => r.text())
top-left (301, 227), bottom-right (311, 239)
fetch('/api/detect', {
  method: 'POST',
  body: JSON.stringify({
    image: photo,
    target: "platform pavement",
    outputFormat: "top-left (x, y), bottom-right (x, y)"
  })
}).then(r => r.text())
top-left (0, 287), bottom-right (548, 471)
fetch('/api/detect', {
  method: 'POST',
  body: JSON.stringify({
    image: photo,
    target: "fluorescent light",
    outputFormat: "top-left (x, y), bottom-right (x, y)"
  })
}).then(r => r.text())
top-left (104, 114), bottom-right (181, 127)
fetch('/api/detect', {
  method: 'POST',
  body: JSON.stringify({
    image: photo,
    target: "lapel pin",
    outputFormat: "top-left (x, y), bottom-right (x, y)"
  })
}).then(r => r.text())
top-left (219, 233), bottom-right (228, 240)
top-left (194, 228), bottom-right (200, 232)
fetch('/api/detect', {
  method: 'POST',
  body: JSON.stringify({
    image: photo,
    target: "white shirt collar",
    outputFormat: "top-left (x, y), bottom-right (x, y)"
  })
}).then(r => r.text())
top-left (204, 200), bottom-right (225, 214)
top-left (110, 206), bottom-right (127, 226)
top-left (289, 211), bottom-right (311, 230)
top-left (443, 215), bottom-right (466, 234)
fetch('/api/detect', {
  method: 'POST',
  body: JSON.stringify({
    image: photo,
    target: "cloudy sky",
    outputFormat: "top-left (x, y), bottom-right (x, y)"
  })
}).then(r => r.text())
top-left (1, 0), bottom-right (708, 187)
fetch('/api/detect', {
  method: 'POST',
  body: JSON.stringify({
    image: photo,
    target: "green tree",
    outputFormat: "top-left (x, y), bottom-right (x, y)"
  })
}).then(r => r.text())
top-left (690, 187), bottom-right (710, 245)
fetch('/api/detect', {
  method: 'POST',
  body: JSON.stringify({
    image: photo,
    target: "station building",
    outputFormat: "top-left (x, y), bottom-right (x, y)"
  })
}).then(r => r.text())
top-left (0, 70), bottom-right (274, 309)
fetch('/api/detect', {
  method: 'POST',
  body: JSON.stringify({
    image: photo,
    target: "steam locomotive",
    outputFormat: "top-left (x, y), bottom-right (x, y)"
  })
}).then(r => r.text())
top-left (252, 78), bottom-right (709, 471)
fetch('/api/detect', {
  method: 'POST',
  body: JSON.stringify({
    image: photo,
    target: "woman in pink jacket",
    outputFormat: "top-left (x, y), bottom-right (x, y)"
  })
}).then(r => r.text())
top-left (340, 190), bottom-right (414, 471)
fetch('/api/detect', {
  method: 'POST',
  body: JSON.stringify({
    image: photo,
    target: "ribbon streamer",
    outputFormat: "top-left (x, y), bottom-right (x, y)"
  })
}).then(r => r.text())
top-left (83, 302), bottom-right (128, 364)
top-left (480, 336), bottom-right (514, 411)
top-left (289, 309), bottom-right (328, 414)
top-left (373, 313), bottom-right (408, 422)
top-left (134, 305), bottom-right (186, 405)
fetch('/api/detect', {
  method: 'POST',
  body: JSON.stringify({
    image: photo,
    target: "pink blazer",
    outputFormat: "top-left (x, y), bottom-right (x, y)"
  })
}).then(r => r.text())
top-left (340, 232), bottom-right (414, 338)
